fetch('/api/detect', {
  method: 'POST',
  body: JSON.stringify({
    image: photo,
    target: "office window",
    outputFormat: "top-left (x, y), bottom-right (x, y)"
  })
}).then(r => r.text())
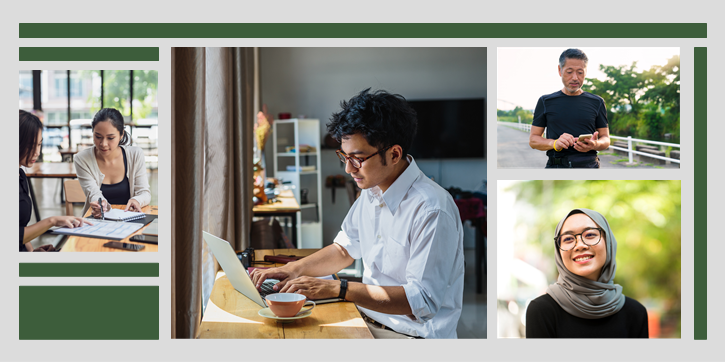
top-left (104, 70), bottom-right (132, 120)
top-left (19, 71), bottom-right (33, 110)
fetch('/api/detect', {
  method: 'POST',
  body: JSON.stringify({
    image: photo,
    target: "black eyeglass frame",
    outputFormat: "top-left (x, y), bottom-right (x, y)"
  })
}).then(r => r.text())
top-left (554, 227), bottom-right (605, 251)
top-left (336, 146), bottom-right (391, 168)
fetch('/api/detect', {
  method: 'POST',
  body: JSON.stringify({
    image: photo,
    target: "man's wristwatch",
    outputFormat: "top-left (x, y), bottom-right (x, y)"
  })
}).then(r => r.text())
top-left (338, 279), bottom-right (348, 300)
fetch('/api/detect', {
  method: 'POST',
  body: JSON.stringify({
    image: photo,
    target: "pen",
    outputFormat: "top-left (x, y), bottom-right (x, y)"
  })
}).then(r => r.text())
top-left (99, 197), bottom-right (104, 220)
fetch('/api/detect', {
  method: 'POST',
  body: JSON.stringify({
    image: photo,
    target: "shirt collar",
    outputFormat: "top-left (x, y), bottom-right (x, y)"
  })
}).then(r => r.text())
top-left (366, 155), bottom-right (420, 216)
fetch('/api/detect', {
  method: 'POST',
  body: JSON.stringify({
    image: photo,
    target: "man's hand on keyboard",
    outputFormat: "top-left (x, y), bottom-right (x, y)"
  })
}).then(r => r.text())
top-left (250, 266), bottom-right (299, 292)
top-left (279, 276), bottom-right (340, 300)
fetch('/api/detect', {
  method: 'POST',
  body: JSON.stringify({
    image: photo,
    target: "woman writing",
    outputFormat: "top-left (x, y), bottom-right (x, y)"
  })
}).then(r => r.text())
top-left (526, 208), bottom-right (649, 338)
top-left (19, 110), bottom-right (91, 252)
top-left (74, 108), bottom-right (151, 217)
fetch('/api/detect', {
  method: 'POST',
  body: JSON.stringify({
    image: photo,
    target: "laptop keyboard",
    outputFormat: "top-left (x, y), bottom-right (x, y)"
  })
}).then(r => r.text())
top-left (259, 279), bottom-right (280, 298)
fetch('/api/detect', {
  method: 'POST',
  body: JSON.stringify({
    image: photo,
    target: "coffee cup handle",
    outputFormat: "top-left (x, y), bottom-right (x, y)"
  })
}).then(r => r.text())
top-left (295, 300), bottom-right (315, 316)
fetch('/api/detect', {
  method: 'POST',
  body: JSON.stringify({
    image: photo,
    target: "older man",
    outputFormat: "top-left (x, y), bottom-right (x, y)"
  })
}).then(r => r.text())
top-left (529, 48), bottom-right (611, 168)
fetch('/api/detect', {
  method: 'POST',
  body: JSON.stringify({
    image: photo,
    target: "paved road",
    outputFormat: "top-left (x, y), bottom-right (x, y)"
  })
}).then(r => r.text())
top-left (497, 123), bottom-right (680, 169)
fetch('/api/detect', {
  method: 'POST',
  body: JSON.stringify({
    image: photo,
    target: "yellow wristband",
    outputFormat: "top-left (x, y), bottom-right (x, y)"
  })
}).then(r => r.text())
top-left (553, 139), bottom-right (562, 152)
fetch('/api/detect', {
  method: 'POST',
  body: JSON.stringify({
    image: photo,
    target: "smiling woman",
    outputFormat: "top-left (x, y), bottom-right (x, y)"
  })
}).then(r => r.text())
top-left (74, 108), bottom-right (151, 216)
top-left (525, 208), bottom-right (649, 338)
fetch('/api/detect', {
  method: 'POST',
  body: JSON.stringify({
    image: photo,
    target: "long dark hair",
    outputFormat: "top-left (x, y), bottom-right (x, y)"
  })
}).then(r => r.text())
top-left (92, 108), bottom-right (130, 145)
top-left (19, 110), bottom-right (42, 165)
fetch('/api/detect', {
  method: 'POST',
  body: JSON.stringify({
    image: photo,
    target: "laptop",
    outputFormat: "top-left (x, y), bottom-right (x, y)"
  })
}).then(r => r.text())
top-left (202, 231), bottom-right (343, 308)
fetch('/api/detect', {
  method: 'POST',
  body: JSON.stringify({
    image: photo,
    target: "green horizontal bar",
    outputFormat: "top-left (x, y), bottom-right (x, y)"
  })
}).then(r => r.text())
top-left (19, 23), bottom-right (706, 38)
top-left (19, 47), bottom-right (159, 61)
top-left (19, 263), bottom-right (159, 277)
top-left (20, 286), bottom-right (158, 340)
top-left (694, 46), bottom-right (707, 340)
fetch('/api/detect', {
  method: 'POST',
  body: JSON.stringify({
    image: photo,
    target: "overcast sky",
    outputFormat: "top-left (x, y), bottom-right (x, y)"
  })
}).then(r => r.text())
top-left (497, 47), bottom-right (680, 111)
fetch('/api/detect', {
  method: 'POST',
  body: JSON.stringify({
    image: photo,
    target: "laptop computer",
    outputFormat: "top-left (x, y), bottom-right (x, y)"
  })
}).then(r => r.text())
top-left (202, 231), bottom-right (342, 308)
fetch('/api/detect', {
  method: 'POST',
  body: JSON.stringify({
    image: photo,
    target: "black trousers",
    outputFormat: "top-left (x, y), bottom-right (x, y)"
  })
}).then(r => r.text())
top-left (546, 154), bottom-right (600, 168)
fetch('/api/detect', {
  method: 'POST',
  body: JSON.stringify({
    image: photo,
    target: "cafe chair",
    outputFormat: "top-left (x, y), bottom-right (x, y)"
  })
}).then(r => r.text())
top-left (251, 217), bottom-right (295, 249)
top-left (63, 179), bottom-right (86, 216)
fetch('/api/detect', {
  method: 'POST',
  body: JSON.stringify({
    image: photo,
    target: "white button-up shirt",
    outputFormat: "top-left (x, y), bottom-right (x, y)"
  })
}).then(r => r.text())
top-left (334, 156), bottom-right (464, 338)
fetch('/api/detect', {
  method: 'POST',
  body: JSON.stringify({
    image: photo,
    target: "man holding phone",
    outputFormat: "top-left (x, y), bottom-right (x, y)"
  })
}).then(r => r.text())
top-left (528, 48), bottom-right (611, 168)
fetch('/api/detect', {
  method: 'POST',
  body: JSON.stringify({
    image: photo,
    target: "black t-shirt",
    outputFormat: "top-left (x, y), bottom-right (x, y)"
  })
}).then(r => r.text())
top-left (19, 169), bottom-right (31, 252)
top-left (526, 293), bottom-right (649, 338)
top-left (100, 147), bottom-right (131, 205)
top-left (532, 90), bottom-right (608, 157)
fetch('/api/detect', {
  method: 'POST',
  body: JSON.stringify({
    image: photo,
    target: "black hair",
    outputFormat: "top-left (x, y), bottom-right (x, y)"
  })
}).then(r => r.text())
top-left (19, 110), bottom-right (43, 165)
top-left (92, 108), bottom-right (130, 145)
top-left (327, 88), bottom-right (417, 165)
top-left (559, 48), bottom-right (589, 69)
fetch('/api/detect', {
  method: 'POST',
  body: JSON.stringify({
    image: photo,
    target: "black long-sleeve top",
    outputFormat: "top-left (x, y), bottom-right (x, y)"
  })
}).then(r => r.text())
top-left (19, 168), bottom-right (31, 252)
top-left (526, 293), bottom-right (649, 338)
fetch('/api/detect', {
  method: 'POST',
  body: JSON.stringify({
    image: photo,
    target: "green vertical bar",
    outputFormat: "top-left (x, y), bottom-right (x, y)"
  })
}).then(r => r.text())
top-left (694, 47), bottom-right (707, 340)
top-left (20, 286), bottom-right (158, 340)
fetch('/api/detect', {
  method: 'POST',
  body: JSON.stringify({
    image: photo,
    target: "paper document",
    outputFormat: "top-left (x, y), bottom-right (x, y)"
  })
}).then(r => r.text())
top-left (102, 209), bottom-right (146, 222)
top-left (53, 219), bottom-right (144, 240)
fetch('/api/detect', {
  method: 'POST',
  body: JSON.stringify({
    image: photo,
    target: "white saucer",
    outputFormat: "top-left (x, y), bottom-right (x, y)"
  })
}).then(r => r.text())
top-left (258, 307), bottom-right (313, 322)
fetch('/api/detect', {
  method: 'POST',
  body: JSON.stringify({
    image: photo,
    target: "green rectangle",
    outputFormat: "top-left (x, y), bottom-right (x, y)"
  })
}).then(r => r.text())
top-left (19, 23), bottom-right (707, 39)
top-left (20, 286), bottom-right (158, 340)
top-left (19, 47), bottom-right (159, 61)
top-left (19, 263), bottom-right (159, 277)
top-left (694, 47), bottom-right (707, 341)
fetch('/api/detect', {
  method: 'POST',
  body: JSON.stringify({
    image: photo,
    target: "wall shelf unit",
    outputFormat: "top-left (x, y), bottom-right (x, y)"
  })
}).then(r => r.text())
top-left (272, 119), bottom-right (323, 248)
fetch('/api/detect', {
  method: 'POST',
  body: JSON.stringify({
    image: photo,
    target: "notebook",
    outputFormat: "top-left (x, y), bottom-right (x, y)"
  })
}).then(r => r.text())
top-left (102, 209), bottom-right (146, 222)
top-left (142, 219), bottom-right (159, 236)
top-left (203, 231), bottom-right (342, 308)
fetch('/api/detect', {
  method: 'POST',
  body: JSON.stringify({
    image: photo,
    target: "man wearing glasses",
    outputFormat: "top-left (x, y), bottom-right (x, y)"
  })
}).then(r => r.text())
top-left (528, 48), bottom-right (611, 168)
top-left (251, 88), bottom-right (465, 339)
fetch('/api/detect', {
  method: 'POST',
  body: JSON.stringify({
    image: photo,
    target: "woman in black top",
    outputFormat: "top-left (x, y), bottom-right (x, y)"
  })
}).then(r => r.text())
top-left (19, 111), bottom-right (91, 252)
top-left (526, 208), bottom-right (648, 338)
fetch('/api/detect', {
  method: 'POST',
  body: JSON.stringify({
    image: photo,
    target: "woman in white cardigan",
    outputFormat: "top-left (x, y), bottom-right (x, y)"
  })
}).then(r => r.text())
top-left (74, 108), bottom-right (151, 217)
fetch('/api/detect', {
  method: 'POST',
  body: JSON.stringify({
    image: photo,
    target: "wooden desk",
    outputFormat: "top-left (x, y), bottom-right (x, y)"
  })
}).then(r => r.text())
top-left (198, 248), bottom-right (373, 339)
top-left (60, 205), bottom-right (159, 252)
top-left (25, 162), bottom-right (78, 221)
top-left (253, 190), bottom-right (301, 247)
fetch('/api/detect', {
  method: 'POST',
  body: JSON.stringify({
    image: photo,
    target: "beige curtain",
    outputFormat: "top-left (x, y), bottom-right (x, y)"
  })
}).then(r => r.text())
top-left (172, 47), bottom-right (256, 339)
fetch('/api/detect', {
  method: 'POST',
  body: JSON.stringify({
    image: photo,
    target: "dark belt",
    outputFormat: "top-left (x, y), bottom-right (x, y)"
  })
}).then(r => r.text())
top-left (547, 154), bottom-right (598, 168)
top-left (361, 313), bottom-right (396, 331)
top-left (360, 313), bottom-right (424, 339)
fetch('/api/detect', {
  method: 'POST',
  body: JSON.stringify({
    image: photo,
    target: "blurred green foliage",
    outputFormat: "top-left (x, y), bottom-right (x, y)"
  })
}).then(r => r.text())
top-left (584, 55), bottom-right (680, 142)
top-left (80, 70), bottom-right (158, 120)
top-left (508, 180), bottom-right (681, 336)
top-left (498, 107), bottom-right (533, 123)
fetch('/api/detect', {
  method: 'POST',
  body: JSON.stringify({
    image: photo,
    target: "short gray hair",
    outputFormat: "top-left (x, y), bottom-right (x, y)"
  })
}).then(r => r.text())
top-left (559, 48), bottom-right (588, 69)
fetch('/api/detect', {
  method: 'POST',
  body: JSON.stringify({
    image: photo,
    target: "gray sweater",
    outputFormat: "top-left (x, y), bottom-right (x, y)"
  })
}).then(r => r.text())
top-left (74, 145), bottom-right (151, 214)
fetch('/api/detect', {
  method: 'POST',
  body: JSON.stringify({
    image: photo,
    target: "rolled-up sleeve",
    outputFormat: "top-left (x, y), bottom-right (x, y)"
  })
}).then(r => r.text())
top-left (402, 210), bottom-right (461, 323)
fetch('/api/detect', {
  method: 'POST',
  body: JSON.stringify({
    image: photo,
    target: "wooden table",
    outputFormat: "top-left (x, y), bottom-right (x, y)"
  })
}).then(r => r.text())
top-left (25, 162), bottom-right (77, 221)
top-left (198, 248), bottom-right (373, 339)
top-left (253, 190), bottom-right (301, 247)
top-left (60, 205), bottom-right (159, 252)
top-left (59, 148), bottom-right (79, 162)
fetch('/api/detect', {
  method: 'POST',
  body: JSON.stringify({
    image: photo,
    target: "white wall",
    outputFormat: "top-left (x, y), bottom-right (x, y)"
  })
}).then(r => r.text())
top-left (260, 47), bottom-right (487, 247)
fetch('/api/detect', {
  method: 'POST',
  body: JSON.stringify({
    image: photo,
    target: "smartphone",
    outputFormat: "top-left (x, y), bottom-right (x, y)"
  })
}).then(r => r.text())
top-left (129, 235), bottom-right (158, 245)
top-left (103, 241), bottom-right (145, 251)
top-left (578, 134), bottom-right (593, 142)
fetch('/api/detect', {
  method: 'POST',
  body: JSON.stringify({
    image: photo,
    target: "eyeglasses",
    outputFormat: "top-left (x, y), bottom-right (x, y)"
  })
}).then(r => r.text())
top-left (554, 227), bottom-right (604, 251)
top-left (336, 147), bottom-right (391, 169)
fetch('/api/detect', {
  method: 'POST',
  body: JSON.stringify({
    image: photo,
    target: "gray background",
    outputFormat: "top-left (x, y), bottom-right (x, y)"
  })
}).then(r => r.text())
top-left (3, 0), bottom-right (720, 361)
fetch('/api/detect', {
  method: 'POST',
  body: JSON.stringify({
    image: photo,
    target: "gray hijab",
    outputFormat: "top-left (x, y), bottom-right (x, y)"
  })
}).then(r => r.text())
top-left (546, 208), bottom-right (625, 319)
